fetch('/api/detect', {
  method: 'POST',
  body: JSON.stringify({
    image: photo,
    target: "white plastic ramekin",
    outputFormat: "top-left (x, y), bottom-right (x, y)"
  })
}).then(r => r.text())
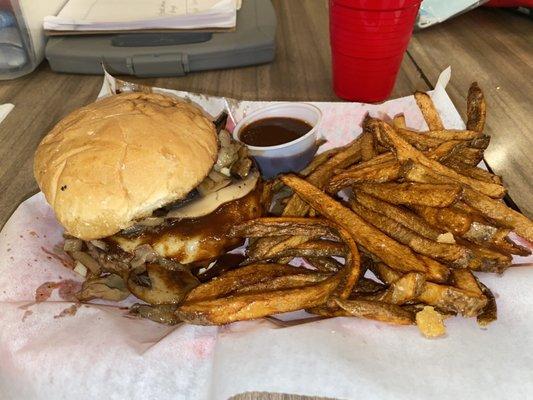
top-left (232, 103), bottom-right (322, 178)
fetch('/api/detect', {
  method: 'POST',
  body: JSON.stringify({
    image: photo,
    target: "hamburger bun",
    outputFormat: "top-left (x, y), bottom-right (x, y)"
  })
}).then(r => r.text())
top-left (34, 92), bottom-right (218, 241)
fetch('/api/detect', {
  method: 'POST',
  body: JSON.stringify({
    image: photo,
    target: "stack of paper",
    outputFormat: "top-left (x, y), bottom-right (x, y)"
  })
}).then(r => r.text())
top-left (43, 0), bottom-right (239, 32)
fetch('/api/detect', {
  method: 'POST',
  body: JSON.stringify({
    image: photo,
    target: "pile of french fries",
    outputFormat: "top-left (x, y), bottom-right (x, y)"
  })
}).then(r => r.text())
top-left (173, 83), bottom-right (533, 337)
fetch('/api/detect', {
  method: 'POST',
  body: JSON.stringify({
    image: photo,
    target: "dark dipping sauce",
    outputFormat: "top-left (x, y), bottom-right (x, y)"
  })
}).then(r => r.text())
top-left (239, 117), bottom-right (313, 147)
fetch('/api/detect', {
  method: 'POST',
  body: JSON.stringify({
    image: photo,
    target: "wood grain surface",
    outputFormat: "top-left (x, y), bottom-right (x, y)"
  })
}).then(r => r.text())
top-left (408, 8), bottom-right (533, 218)
top-left (0, 2), bottom-right (531, 399)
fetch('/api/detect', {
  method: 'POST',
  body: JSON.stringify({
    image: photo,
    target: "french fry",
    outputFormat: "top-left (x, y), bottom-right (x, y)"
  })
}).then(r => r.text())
top-left (230, 218), bottom-right (339, 240)
top-left (283, 136), bottom-right (365, 217)
top-left (373, 119), bottom-right (506, 198)
top-left (369, 262), bottom-right (486, 317)
top-left (427, 140), bottom-right (464, 161)
top-left (244, 235), bottom-right (311, 263)
top-left (462, 188), bottom-right (533, 242)
top-left (476, 279), bottom-right (497, 327)
top-left (417, 281), bottom-right (487, 317)
top-left (443, 159), bottom-right (502, 185)
top-left (392, 114), bottom-right (407, 129)
top-left (490, 229), bottom-right (531, 257)
top-left (186, 263), bottom-right (310, 302)
top-left (360, 121), bottom-right (377, 162)
top-left (281, 174), bottom-right (429, 274)
top-left (400, 128), bottom-right (483, 141)
top-left (361, 272), bottom-right (426, 305)
top-left (300, 147), bottom-right (342, 176)
top-left (460, 241), bottom-right (512, 273)
top-left (412, 205), bottom-right (473, 236)
top-left (397, 129), bottom-right (445, 151)
top-left (369, 262), bottom-right (402, 285)
top-left (417, 255), bottom-right (451, 283)
top-left (444, 146), bottom-right (484, 166)
top-left (251, 240), bottom-right (347, 262)
top-left (333, 298), bottom-right (415, 325)
top-left (327, 161), bottom-right (401, 192)
top-left (349, 200), bottom-right (470, 266)
top-left (351, 277), bottom-right (386, 295)
top-left (355, 192), bottom-right (443, 240)
top-left (414, 91), bottom-right (444, 130)
top-left (467, 82), bottom-right (486, 133)
top-left (232, 272), bottom-right (332, 295)
top-left (451, 269), bottom-right (483, 295)
top-left (354, 182), bottom-right (463, 208)
top-left (178, 274), bottom-right (342, 325)
top-left (305, 257), bottom-right (344, 273)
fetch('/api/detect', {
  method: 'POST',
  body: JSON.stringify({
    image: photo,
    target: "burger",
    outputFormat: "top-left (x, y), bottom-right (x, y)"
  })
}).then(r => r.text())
top-left (33, 92), bottom-right (263, 305)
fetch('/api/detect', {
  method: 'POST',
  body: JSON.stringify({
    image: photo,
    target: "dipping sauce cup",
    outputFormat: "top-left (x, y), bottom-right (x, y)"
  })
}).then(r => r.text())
top-left (232, 103), bottom-right (322, 178)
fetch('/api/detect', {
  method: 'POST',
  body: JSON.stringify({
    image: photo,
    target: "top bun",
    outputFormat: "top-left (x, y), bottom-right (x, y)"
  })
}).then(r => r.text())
top-left (34, 92), bottom-right (218, 240)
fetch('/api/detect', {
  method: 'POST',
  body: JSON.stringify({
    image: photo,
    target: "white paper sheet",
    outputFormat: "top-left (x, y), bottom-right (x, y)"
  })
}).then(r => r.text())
top-left (44, 0), bottom-right (237, 31)
top-left (1, 70), bottom-right (532, 400)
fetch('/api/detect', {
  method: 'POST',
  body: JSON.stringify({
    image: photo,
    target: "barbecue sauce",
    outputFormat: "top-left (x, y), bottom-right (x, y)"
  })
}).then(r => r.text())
top-left (239, 117), bottom-right (313, 147)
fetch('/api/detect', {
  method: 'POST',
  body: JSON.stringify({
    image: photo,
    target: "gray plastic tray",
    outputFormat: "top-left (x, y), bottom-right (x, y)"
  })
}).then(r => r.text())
top-left (45, 0), bottom-right (276, 77)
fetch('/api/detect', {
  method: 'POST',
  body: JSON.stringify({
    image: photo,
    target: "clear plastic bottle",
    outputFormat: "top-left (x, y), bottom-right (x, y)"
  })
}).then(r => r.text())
top-left (0, 0), bottom-right (67, 80)
top-left (0, 0), bottom-right (36, 79)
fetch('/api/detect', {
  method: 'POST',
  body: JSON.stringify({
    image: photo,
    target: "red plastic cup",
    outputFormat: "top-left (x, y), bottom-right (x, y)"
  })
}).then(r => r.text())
top-left (332, 51), bottom-right (405, 102)
top-left (329, 0), bottom-right (421, 101)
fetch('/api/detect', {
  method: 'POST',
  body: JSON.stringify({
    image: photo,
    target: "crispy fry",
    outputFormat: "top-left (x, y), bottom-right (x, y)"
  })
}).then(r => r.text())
top-left (275, 240), bottom-right (347, 259)
top-left (412, 205), bottom-right (473, 236)
top-left (351, 277), bottom-right (386, 295)
top-left (427, 140), bottom-right (463, 161)
top-left (414, 91), bottom-right (444, 130)
top-left (342, 152), bottom-right (395, 170)
top-left (230, 218), bottom-right (339, 240)
top-left (305, 257), bottom-right (344, 273)
top-left (362, 272), bottom-right (426, 305)
top-left (281, 174), bottom-right (428, 274)
top-left (369, 262), bottom-right (402, 285)
top-left (232, 272), bottom-right (332, 295)
top-left (418, 255), bottom-right (451, 283)
top-left (300, 147), bottom-right (341, 176)
top-left (467, 82), bottom-right (486, 132)
top-left (283, 136), bottom-right (364, 217)
top-left (476, 279), bottom-right (497, 327)
top-left (186, 263), bottom-right (310, 302)
top-left (354, 182), bottom-right (463, 208)
top-left (400, 128), bottom-right (483, 141)
top-left (451, 269), bottom-right (482, 296)
top-left (443, 160), bottom-right (502, 185)
top-left (445, 146), bottom-right (484, 166)
top-left (129, 304), bottom-right (181, 325)
top-left (490, 230), bottom-right (531, 257)
top-left (327, 161), bottom-right (401, 192)
top-left (374, 120), bottom-right (506, 198)
top-left (392, 114), bottom-right (406, 129)
top-left (333, 298), bottom-right (415, 325)
top-left (417, 282), bottom-right (487, 317)
top-left (245, 235), bottom-right (311, 263)
top-left (177, 274), bottom-right (342, 325)
top-left (359, 119), bottom-right (378, 162)
top-left (459, 241), bottom-right (512, 273)
top-left (355, 192), bottom-right (443, 240)
top-left (349, 199), bottom-right (470, 265)
top-left (396, 129), bottom-right (445, 151)
top-left (462, 188), bottom-right (533, 242)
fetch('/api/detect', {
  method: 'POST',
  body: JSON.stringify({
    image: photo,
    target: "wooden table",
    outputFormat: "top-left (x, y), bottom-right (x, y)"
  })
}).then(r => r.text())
top-left (0, 2), bottom-right (531, 399)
